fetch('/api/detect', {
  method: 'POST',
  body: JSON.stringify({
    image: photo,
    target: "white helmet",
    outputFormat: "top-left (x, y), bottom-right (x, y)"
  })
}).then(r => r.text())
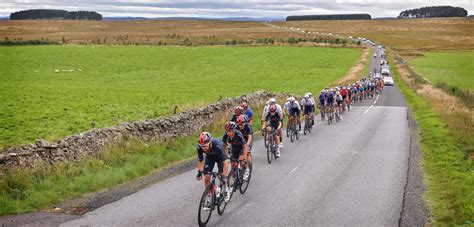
top-left (321, 89), bottom-right (326, 93)
top-left (289, 97), bottom-right (295, 103)
top-left (308, 92), bottom-right (312, 97)
top-left (304, 94), bottom-right (309, 99)
top-left (269, 98), bottom-right (276, 104)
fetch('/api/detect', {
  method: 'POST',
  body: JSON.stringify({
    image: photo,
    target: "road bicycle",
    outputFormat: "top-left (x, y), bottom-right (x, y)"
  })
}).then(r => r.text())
top-left (265, 128), bottom-right (279, 164)
top-left (318, 104), bottom-right (325, 121)
top-left (228, 156), bottom-right (252, 195)
top-left (303, 112), bottom-right (312, 135)
top-left (328, 106), bottom-right (334, 125)
top-left (335, 105), bottom-right (341, 122)
top-left (197, 172), bottom-right (229, 226)
top-left (288, 115), bottom-right (299, 142)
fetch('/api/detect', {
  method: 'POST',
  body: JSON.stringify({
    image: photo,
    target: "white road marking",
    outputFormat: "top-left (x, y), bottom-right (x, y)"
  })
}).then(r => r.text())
top-left (289, 166), bottom-right (299, 174)
top-left (364, 109), bottom-right (370, 114)
top-left (369, 105), bottom-right (374, 109)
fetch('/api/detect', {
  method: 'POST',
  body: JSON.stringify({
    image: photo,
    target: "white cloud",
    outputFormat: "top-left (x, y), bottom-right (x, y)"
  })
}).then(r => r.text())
top-left (1, 0), bottom-right (472, 18)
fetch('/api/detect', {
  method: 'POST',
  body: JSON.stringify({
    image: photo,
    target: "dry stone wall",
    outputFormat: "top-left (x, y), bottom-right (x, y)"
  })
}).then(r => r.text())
top-left (0, 91), bottom-right (275, 173)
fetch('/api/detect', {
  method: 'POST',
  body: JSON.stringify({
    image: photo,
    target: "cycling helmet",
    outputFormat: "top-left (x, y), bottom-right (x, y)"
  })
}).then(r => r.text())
top-left (308, 92), bottom-right (312, 97)
top-left (237, 115), bottom-right (248, 125)
top-left (225, 121), bottom-right (237, 131)
top-left (289, 97), bottom-right (295, 103)
top-left (269, 98), bottom-right (276, 104)
top-left (198, 132), bottom-right (212, 145)
top-left (321, 89), bottom-right (325, 93)
top-left (304, 94), bottom-right (309, 99)
top-left (241, 102), bottom-right (248, 109)
top-left (234, 106), bottom-right (243, 116)
top-left (286, 97), bottom-right (291, 102)
top-left (342, 86), bottom-right (346, 89)
top-left (336, 91), bottom-right (340, 95)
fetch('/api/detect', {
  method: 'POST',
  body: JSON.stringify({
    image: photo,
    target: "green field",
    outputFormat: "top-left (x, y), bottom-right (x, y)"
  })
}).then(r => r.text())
top-left (410, 51), bottom-right (474, 91)
top-left (0, 45), bottom-right (361, 148)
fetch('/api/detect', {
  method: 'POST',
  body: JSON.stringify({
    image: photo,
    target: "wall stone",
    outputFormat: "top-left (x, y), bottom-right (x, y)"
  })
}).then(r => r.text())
top-left (0, 91), bottom-right (276, 173)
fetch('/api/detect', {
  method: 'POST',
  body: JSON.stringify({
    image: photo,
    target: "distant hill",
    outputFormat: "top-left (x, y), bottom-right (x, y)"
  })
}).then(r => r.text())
top-left (10, 9), bottom-right (102, 20)
top-left (286, 14), bottom-right (371, 21)
top-left (398, 6), bottom-right (468, 18)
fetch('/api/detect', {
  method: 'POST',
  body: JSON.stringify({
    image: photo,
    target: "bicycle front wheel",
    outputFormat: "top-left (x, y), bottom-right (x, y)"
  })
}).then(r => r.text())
top-left (267, 143), bottom-right (273, 164)
top-left (217, 185), bottom-right (228, 215)
top-left (239, 166), bottom-right (251, 194)
top-left (198, 186), bottom-right (214, 226)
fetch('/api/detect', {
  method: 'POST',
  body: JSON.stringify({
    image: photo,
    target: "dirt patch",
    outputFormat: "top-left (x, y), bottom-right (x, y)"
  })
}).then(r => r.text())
top-left (334, 47), bottom-right (370, 85)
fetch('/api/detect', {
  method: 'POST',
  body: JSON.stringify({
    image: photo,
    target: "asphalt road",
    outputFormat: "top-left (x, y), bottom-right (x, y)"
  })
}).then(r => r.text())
top-left (62, 46), bottom-right (410, 226)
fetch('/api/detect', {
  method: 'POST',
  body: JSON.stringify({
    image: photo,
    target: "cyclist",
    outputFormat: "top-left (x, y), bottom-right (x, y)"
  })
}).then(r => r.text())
top-left (318, 89), bottom-right (326, 111)
top-left (241, 102), bottom-right (253, 125)
top-left (262, 98), bottom-right (284, 146)
top-left (325, 89), bottom-right (335, 114)
top-left (230, 106), bottom-right (243, 122)
top-left (301, 94), bottom-right (315, 128)
top-left (340, 86), bottom-right (348, 111)
top-left (236, 115), bottom-right (253, 170)
top-left (335, 91), bottom-right (343, 120)
top-left (288, 97), bottom-right (302, 132)
top-left (263, 104), bottom-right (282, 157)
top-left (223, 122), bottom-right (250, 181)
top-left (196, 132), bottom-right (230, 205)
top-left (307, 92), bottom-right (316, 126)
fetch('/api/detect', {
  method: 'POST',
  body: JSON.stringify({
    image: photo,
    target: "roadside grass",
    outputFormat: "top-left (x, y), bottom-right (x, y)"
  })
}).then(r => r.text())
top-left (409, 51), bottom-right (474, 108)
top-left (0, 45), bottom-right (361, 148)
top-left (391, 54), bottom-right (474, 225)
top-left (0, 102), bottom-right (266, 216)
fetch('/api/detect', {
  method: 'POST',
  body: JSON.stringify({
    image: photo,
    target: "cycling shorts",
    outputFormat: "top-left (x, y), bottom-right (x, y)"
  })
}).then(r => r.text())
top-left (204, 156), bottom-right (225, 174)
top-left (303, 105), bottom-right (313, 114)
top-left (289, 107), bottom-right (300, 117)
top-left (230, 146), bottom-right (243, 160)
top-left (336, 100), bottom-right (343, 106)
top-left (342, 95), bottom-right (347, 100)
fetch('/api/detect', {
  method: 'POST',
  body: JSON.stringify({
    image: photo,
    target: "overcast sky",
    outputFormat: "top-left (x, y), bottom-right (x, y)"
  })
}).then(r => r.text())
top-left (1, 0), bottom-right (472, 18)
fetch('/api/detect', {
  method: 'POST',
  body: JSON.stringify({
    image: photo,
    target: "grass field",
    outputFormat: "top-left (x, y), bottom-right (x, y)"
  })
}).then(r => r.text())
top-left (0, 45), bottom-right (361, 148)
top-left (391, 54), bottom-right (473, 225)
top-left (409, 51), bottom-right (474, 92)
top-left (277, 18), bottom-right (474, 56)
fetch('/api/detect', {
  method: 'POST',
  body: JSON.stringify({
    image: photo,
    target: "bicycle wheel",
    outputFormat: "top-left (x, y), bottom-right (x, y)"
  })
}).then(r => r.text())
top-left (227, 168), bottom-right (238, 194)
top-left (303, 118), bottom-right (308, 135)
top-left (217, 184), bottom-right (228, 215)
top-left (198, 186), bottom-right (214, 226)
top-left (239, 165), bottom-right (251, 194)
top-left (295, 124), bottom-right (299, 140)
top-left (266, 141), bottom-right (273, 164)
top-left (308, 118), bottom-right (312, 133)
top-left (263, 131), bottom-right (269, 148)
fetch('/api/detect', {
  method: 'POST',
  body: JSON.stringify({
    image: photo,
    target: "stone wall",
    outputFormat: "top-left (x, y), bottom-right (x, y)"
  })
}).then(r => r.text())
top-left (0, 91), bottom-right (275, 172)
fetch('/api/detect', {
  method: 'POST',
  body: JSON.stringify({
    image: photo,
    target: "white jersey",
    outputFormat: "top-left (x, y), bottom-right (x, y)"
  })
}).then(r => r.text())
top-left (262, 103), bottom-right (283, 119)
top-left (300, 98), bottom-right (314, 106)
top-left (287, 101), bottom-right (301, 110)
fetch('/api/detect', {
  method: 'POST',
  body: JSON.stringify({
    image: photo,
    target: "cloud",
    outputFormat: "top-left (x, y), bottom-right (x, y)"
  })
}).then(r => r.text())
top-left (1, 0), bottom-right (472, 18)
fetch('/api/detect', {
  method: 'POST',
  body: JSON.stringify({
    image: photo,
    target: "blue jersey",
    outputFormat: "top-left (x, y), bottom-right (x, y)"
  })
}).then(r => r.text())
top-left (318, 94), bottom-right (326, 104)
top-left (326, 92), bottom-right (334, 103)
top-left (245, 108), bottom-right (253, 121)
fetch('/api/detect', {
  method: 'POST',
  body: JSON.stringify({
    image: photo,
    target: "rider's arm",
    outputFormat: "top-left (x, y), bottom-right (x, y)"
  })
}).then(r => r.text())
top-left (247, 125), bottom-right (253, 146)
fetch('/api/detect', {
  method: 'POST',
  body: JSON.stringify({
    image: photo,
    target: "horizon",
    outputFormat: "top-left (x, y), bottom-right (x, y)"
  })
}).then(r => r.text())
top-left (1, 1), bottom-right (472, 19)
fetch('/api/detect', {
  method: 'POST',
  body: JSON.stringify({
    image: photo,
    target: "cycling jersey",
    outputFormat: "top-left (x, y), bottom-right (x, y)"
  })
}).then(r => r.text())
top-left (197, 138), bottom-right (227, 173)
top-left (262, 103), bottom-right (283, 120)
top-left (236, 123), bottom-right (253, 150)
top-left (288, 101), bottom-right (301, 116)
top-left (301, 98), bottom-right (314, 114)
top-left (265, 111), bottom-right (282, 129)
top-left (222, 130), bottom-right (246, 160)
top-left (326, 92), bottom-right (334, 105)
top-left (244, 108), bottom-right (253, 123)
top-left (230, 114), bottom-right (239, 122)
top-left (318, 94), bottom-right (326, 106)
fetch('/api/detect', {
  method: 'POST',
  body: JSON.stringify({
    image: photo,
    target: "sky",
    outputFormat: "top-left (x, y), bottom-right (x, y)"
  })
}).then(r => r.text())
top-left (1, 0), bottom-right (472, 18)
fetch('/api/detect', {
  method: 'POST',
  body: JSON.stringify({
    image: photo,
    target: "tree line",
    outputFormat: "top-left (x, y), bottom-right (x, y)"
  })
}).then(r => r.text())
top-left (286, 14), bottom-right (371, 21)
top-left (10, 9), bottom-right (102, 20)
top-left (398, 6), bottom-right (468, 18)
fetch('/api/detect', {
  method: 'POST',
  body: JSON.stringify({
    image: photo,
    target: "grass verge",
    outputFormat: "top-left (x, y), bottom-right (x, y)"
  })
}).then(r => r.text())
top-left (0, 101), bottom-right (267, 216)
top-left (390, 54), bottom-right (473, 225)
